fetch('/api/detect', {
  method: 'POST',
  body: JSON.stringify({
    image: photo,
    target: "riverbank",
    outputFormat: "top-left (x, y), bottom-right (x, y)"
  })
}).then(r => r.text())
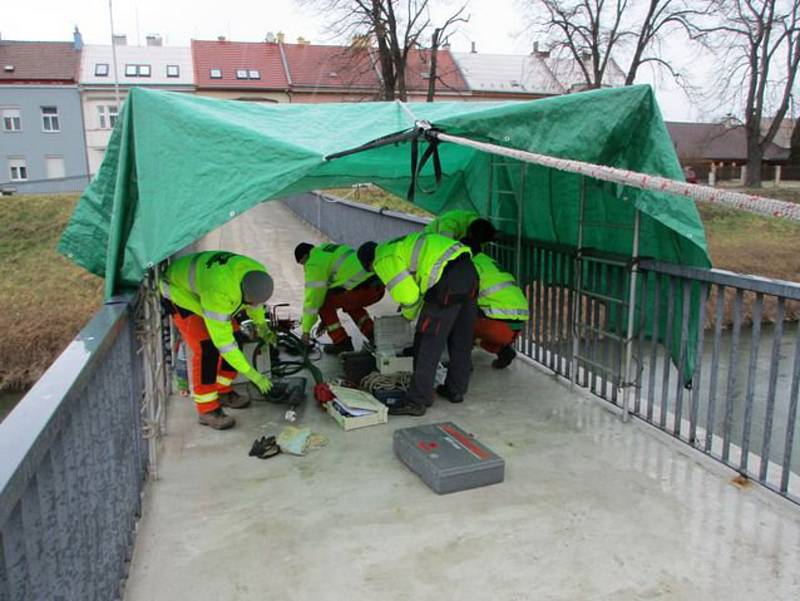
top-left (0, 193), bottom-right (103, 392)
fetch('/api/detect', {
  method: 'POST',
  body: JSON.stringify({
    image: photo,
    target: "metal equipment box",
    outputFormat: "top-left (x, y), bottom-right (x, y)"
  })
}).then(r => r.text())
top-left (393, 422), bottom-right (505, 494)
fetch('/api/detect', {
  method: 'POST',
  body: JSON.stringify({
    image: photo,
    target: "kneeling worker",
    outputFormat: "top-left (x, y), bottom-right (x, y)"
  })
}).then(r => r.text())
top-left (294, 242), bottom-right (384, 353)
top-left (161, 251), bottom-right (275, 430)
top-left (463, 239), bottom-right (529, 368)
top-left (357, 233), bottom-right (478, 416)
top-left (424, 209), bottom-right (497, 247)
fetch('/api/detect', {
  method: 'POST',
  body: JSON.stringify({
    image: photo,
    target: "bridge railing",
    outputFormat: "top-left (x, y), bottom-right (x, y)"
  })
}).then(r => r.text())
top-left (0, 294), bottom-right (148, 600)
top-left (284, 191), bottom-right (800, 505)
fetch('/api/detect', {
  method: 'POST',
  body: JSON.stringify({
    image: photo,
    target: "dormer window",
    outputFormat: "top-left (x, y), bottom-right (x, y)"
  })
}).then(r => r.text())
top-left (95, 63), bottom-right (109, 76)
top-left (248, 69), bottom-right (260, 79)
top-left (125, 64), bottom-right (151, 77)
top-left (4, 65), bottom-right (15, 72)
top-left (166, 64), bottom-right (180, 78)
top-left (236, 69), bottom-right (248, 79)
top-left (139, 64), bottom-right (151, 77)
top-left (210, 68), bottom-right (222, 79)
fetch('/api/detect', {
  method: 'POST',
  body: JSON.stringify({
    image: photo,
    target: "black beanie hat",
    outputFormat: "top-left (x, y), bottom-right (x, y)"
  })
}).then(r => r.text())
top-left (357, 241), bottom-right (378, 270)
top-left (467, 218), bottom-right (496, 244)
top-left (294, 242), bottom-right (314, 263)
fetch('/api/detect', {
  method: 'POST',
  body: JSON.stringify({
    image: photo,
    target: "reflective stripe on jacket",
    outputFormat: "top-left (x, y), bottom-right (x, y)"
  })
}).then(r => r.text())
top-left (160, 251), bottom-right (268, 374)
top-left (423, 209), bottom-right (479, 240)
top-left (373, 233), bottom-right (471, 320)
top-left (473, 253), bottom-right (529, 321)
top-left (301, 243), bottom-right (371, 333)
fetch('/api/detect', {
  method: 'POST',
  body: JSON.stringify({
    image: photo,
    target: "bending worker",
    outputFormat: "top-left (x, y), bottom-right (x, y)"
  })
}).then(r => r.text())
top-left (294, 242), bottom-right (384, 354)
top-left (161, 251), bottom-right (275, 430)
top-left (424, 209), bottom-right (497, 246)
top-left (462, 238), bottom-right (529, 369)
top-left (357, 233), bottom-right (478, 416)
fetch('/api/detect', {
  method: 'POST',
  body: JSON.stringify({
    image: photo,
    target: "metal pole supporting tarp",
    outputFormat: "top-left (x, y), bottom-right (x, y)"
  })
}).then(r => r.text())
top-left (622, 209), bottom-right (641, 422)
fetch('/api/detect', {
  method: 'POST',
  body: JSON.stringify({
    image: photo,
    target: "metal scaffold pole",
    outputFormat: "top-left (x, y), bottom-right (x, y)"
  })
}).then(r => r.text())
top-left (622, 208), bottom-right (641, 422)
top-left (570, 177), bottom-right (586, 391)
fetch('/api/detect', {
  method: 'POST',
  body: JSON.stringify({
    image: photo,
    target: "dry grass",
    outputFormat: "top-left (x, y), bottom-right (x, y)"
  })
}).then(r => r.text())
top-left (0, 194), bottom-right (103, 391)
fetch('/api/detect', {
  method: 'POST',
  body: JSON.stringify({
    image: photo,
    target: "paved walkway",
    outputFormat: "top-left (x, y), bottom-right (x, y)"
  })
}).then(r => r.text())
top-left (124, 201), bottom-right (800, 601)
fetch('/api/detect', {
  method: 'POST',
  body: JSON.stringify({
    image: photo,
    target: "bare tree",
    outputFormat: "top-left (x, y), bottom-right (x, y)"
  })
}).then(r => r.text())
top-left (299, 0), bottom-right (467, 101)
top-left (699, 0), bottom-right (800, 187)
top-left (524, 0), bottom-right (710, 89)
top-left (426, 5), bottom-right (469, 101)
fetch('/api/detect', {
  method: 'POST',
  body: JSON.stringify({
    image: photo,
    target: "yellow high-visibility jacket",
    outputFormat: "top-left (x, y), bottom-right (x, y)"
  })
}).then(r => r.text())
top-left (373, 233), bottom-right (470, 320)
top-left (473, 253), bottom-right (529, 321)
top-left (301, 243), bottom-right (371, 333)
top-left (423, 209), bottom-right (479, 239)
top-left (160, 251), bottom-right (268, 374)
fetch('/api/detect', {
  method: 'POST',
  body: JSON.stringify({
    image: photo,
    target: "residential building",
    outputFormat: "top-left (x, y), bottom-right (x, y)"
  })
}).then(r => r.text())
top-left (191, 39), bottom-right (289, 103)
top-left (667, 121), bottom-right (790, 182)
top-left (452, 46), bottom-right (625, 101)
top-left (79, 37), bottom-right (194, 175)
top-left (0, 31), bottom-right (89, 193)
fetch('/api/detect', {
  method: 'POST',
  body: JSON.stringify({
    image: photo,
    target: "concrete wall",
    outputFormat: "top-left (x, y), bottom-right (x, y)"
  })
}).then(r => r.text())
top-left (282, 191), bottom-right (429, 248)
top-left (0, 85), bottom-right (89, 193)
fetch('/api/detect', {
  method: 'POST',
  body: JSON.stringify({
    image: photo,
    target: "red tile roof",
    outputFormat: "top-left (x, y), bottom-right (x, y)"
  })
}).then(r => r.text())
top-left (0, 41), bottom-right (80, 83)
top-left (191, 40), bottom-right (288, 89)
top-left (282, 44), bottom-right (379, 90)
top-left (403, 47), bottom-right (468, 93)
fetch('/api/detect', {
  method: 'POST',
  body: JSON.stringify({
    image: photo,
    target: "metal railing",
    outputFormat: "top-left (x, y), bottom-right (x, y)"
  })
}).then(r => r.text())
top-left (0, 291), bottom-right (154, 600)
top-left (284, 191), bottom-right (800, 504)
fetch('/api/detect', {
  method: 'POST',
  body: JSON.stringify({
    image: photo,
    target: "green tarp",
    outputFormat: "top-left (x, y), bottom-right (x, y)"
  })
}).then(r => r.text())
top-left (59, 85), bottom-right (711, 377)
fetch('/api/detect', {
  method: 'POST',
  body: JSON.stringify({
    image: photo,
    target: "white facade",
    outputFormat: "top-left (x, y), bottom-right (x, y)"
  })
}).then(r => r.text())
top-left (79, 44), bottom-right (194, 174)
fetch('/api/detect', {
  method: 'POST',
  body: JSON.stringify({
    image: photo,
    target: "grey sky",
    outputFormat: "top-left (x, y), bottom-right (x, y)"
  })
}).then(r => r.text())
top-left (4, 0), bottom-right (716, 121)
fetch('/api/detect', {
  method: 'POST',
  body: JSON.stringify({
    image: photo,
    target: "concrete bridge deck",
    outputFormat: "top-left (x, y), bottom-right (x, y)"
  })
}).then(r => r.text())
top-left (123, 202), bottom-right (800, 601)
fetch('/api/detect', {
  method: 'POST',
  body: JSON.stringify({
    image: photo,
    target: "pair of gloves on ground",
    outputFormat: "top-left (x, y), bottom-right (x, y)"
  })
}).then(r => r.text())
top-left (244, 322), bottom-right (277, 395)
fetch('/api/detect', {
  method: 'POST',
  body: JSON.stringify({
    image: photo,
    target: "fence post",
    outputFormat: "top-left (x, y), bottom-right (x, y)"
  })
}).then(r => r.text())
top-left (709, 163), bottom-right (716, 187)
top-left (775, 165), bottom-right (782, 187)
top-left (740, 164), bottom-right (747, 186)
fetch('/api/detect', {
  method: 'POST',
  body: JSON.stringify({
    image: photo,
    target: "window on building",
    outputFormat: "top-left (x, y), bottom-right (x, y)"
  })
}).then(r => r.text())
top-left (45, 156), bottom-right (65, 179)
top-left (95, 63), bottom-right (109, 76)
top-left (2, 108), bottom-right (21, 132)
top-left (41, 106), bottom-right (60, 132)
top-left (248, 69), bottom-right (261, 79)
top-left (97, 105), bottom-right (119, 130)
top-left (166, 64), bottom-right (180, 78)
top-left (139, 64), bottom-right (151, 77)
top-left (236, 69), bottom-right (248, 79)
top-left (125, 64), bottom-right (137, 76)
top-left (210, 68), bottom-right (222, 79)
top-left (9, 158), bottom-right (28, 181)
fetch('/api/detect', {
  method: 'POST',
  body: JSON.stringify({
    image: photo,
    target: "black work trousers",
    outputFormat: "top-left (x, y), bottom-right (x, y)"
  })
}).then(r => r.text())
top-left (406, 254), bottom-right (478, 406)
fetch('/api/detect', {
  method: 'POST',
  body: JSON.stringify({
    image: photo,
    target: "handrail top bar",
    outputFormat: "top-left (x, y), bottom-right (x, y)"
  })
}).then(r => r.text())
top-left (640, 259), bottom-right (800, 300)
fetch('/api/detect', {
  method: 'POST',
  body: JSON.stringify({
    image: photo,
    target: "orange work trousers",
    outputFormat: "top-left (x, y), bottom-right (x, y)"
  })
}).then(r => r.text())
top-left (473, 316), bottom-right (520, 354)
top-left (319, 284), bottom-right (385, 344)
top-left (172, 311), bottom-right (238, 414)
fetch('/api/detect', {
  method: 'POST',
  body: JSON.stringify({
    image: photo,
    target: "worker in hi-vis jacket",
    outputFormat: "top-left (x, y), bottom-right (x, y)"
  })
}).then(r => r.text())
top-left (423, 209), bottom-right (496, 247)
top-left (294, 242), bottom-right (384, 354)
top-left (461, 238), bottom-right (529, 369)
top-left (357, 233), bottom-right (478, 416)
top-left (161, 251), bottom-right (275, 430)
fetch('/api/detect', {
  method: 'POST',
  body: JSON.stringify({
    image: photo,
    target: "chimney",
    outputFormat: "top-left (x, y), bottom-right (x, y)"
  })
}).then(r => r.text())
top-left (533, 41), bottom-right (538, 54)
top-left (112, 34), bottom-right (127, 46)
top-left (217, 35), bottom-right (226, 42)
top-left (146, 35), bottom-right (163, 47)
top-left (297, 36), bottom-right (310, 45)
top-left (276, 31), bottom-right (285, 44)
top-left (266, 31), bottom-right (276, 43)
top-left (470, 41), bottom-right (477, 53)
top-left (73, 26), bottom-right (83, 50)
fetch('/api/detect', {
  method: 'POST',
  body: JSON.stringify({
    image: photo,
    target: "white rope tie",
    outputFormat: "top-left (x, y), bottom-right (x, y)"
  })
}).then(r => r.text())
top-left (433, 131), bottom-right (800, 223)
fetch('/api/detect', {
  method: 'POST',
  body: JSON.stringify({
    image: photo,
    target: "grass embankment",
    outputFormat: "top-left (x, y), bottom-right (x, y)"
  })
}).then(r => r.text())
top-left (0, 194), bottom-right (102, 391)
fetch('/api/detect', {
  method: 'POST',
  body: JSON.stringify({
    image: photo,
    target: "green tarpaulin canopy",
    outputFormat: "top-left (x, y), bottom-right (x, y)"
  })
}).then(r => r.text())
top-left (59, 85), bottom-right (711, 378)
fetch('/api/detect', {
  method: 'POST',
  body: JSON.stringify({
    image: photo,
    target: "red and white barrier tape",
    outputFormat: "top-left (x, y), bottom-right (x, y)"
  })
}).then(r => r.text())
top-left (432, 131), bottom-right (800, 223)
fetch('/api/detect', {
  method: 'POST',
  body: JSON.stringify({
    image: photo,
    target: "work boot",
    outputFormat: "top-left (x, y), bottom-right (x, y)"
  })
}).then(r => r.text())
top-left (436, 384), bottom-right (464, 404)
top-left (388, 398), bottom-right (427, 417)
top-left (219, 390), bottom-right (251, 409)
top-left (198, 408), bottom-right (235, 430)
top-left (323, 339), bottom-right (354, 355)
top-left (492, 345), bottom-right (517, 369)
